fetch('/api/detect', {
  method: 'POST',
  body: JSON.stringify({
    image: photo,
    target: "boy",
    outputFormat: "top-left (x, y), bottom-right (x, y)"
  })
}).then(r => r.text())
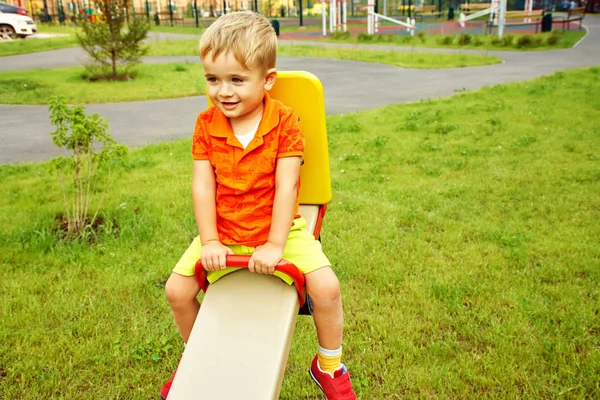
top-left (161, 11), bottom-right (356, 400)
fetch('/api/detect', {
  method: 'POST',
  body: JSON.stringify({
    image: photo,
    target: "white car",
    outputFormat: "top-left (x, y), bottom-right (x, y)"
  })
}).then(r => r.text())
top-left (0, 10), bottom-right (37, 40)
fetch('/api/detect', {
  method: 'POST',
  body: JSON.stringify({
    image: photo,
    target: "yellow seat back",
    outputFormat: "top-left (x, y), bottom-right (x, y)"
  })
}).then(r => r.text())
top-left (270, 71), bottom-right (331, 205)
top-left (206, 71), bottom-right (332, 205)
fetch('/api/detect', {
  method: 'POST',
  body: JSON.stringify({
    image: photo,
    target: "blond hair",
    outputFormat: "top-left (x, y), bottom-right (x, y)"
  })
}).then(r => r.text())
top-left (199, 11), bottom-right (277, 71)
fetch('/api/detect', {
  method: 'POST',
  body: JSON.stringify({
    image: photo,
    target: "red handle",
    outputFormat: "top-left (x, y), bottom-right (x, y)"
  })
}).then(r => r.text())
top-left (194, 254), bottom-right (306, 306)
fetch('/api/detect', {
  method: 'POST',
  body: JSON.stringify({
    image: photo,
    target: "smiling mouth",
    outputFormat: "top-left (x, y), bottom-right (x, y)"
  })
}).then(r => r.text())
top-left (221, 101), bottom-right (239, 110)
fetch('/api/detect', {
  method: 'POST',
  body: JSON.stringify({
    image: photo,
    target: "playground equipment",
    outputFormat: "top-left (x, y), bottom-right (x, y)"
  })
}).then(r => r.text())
top-left (458, 0), bottom-right (517, 37)
top-left (367, 0), bottom-right (416, 35)
top-left (167, 71), bottom-right (332, 400)
top-left (320, 0), bottom-right (347, 35)
top-left (458, 0), bottom-right (501, 28)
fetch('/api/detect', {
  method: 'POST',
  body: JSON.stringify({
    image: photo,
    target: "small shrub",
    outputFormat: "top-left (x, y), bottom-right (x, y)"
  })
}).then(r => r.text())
top-left (516, 35), bottom-right (534, 48)
top-left (458, 33), bottom-right (472, 45)
top-left (357, 32), bottom-right (373, 42)
top-left (330, 30), bottom-right (351, 40)
top-left (490, 35), bottom-right (503, 46)
top-left (416, 31), bottom-right (427, 43)
top-left (48, 96), bottom-right (128, 238)
top-left (437, 35), bottom-right (454, 45)
top-left (473, 37), bottom-right (484, 46)
top-left (532, 36), bottom-right (543, 47)
top-left (502, 34), bottom-right (514, 47)
top-left (401, 34), bottom-right (414, 44)
top-left (546, 34), bottom-right (559, 46)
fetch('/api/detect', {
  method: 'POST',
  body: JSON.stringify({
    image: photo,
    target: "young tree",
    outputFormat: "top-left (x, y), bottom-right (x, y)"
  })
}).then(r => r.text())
top-left (77, 0), bottom-right (149, 81)
top-left (49, 96), bottom-right (128, 238)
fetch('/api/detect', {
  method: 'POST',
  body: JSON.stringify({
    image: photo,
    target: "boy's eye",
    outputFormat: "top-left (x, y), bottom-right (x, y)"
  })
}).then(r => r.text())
top-left (206, 77), bottom-right (218, 83)
top-left (232, 77), bottom-right (243, 83)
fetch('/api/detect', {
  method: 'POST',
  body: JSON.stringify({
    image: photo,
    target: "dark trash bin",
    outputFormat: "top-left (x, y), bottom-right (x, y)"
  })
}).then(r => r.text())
top-left (448, 7), bottom-right (455, 20)
top-left (541, 12), bottom-right (552, 32)
top-left (270, 19), bottom-right (280, 36)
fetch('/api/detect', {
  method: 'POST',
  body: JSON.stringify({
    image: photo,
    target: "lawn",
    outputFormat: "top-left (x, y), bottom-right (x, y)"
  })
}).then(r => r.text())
top-left (1, 67), bottom-right (599, 398)
top-left (0, 45), bottom-right (498, 105)
top-left (0, 35), bottom-right (78, 57)
top-left (0, 62), bottom-right (206, 104)
top-left (324, 29), bottom-right (586, 51)
top-left (278, 44), bottom-right (501, 68)
top-left (148, 40), bottom-right (503, 68)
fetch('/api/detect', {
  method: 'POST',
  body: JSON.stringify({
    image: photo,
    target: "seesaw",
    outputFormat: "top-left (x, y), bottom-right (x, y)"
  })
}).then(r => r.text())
top-left (167, 71), bottom-right (332, 399)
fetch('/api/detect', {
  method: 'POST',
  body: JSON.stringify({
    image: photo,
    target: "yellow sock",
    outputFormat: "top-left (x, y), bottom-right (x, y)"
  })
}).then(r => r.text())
top-left (317, 347), bottom-right (342, 376)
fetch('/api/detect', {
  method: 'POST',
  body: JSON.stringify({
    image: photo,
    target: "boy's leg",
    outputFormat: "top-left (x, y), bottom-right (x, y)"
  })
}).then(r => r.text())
top-left (165, 272), bottom-right (201, 343)
top-left (305, 267), bottom-right (356, 399)
top-left (305, 267), bottom-right (343, 350)
top-left (161, 237), bottom-right (204, 400)
top-left (282, 217), bottom-right (356, 398)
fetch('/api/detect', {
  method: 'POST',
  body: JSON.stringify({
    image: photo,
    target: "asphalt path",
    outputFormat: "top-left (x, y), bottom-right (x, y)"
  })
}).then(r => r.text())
top-left (1, 17), bottom-right (599, 164)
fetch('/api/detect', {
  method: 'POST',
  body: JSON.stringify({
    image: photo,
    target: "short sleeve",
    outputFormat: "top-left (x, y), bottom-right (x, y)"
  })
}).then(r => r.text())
top-left (192, 115), bottom-right (209, 160)
top-left (277, 112), bottom-right (304, 159)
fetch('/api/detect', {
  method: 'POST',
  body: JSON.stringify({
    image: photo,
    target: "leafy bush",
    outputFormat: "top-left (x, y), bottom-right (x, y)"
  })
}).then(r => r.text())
top-left (473, 37), bottom-right (484, 46)
top-left (437, 35), bottom-right (454, 45)
top-left (458, 33), bottom-right (472, 46)
top-left (401, 34), bottom-right (414, 44)
top-left (490, 35), bottom-right (503, 46)
top-left (357, 32), bottom-right (373, 42)
top-left (48, 96), bottom-right (128, 238)
top-left (546, 34), bottom-right (559, 46)
top-left (516, 35), bottom-right (534, 48)
top-left (502, 34), bottom-right (514, 47)
top-left (416, 31), bottom-right (427, 43)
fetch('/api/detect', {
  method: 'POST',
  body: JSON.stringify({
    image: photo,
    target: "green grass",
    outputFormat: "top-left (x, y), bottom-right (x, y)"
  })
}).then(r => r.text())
top-left (0, 25), bottom-right (80, 57)
top-left (325, 29), bottom-right (585, 51)
top-left (278, 44), bottom-right (501, 68)
top-left (1, 67), bottom-right (599, 398)
top-left (0, 35), bottom-right (79, 57)
top-left (0, 62), bottom-right (205, 104)
top-left (148, 40), bottom-right (503, 68)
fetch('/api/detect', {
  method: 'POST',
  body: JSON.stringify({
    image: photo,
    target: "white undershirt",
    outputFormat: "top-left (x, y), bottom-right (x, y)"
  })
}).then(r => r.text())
top-left (235, 119), bottom-right (261, 149)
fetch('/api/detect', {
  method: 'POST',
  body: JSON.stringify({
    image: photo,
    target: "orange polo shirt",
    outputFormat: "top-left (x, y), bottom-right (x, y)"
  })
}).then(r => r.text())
top-left (191, 92), bottom-right (304, 247)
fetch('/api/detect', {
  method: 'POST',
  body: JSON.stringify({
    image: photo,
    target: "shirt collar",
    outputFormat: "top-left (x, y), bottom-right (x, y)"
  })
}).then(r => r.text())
top-left (209, 92), bottom-right (279, 140)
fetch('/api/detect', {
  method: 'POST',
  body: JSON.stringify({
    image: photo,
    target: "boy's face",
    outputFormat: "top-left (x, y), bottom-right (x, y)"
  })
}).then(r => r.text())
top-left (203, 51), bottom-right (277, 128)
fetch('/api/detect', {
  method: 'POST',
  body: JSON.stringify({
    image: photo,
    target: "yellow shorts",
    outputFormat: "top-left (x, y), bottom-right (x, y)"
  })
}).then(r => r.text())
top-left (173, 217), bottom-right (330, 285)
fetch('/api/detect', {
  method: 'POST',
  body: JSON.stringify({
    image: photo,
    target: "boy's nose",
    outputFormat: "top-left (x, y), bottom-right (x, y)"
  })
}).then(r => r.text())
top-left (218, 83), bottom-right (234, 98)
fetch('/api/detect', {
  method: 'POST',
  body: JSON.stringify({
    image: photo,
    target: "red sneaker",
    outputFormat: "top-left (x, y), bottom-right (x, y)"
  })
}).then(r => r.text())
top-left (160, 366), bottom-right (178, 400)
top-left (309, 355), bottom-right (357, 400)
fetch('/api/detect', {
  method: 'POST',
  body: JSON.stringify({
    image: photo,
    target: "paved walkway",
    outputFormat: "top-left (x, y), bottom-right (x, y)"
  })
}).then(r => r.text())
top-left (1, 17), bottom-right (599, 164)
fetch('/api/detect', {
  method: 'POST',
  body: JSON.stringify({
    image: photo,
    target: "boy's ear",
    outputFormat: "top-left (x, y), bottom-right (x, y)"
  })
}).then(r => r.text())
top-left (263, 68), bottom-right (278, 91)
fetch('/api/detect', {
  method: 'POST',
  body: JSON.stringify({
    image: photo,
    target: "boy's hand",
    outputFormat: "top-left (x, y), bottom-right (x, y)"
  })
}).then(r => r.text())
top-left (201, 240), bottom-right (233, 271)
top-left (249, 242), bottom-right (284, 275)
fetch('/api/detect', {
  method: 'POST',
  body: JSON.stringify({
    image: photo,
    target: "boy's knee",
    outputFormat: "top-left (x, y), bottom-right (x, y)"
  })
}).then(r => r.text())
top-left (165, 273), bottom-right (199, 305)
top-left (307, 268), bottom-right (341, 305)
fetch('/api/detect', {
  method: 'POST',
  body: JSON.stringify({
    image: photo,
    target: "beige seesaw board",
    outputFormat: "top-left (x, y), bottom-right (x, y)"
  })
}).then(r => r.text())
top-left (167, 270), bottom-right (300, 399)
top-left (167, 206), bottom-right (319, 400)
